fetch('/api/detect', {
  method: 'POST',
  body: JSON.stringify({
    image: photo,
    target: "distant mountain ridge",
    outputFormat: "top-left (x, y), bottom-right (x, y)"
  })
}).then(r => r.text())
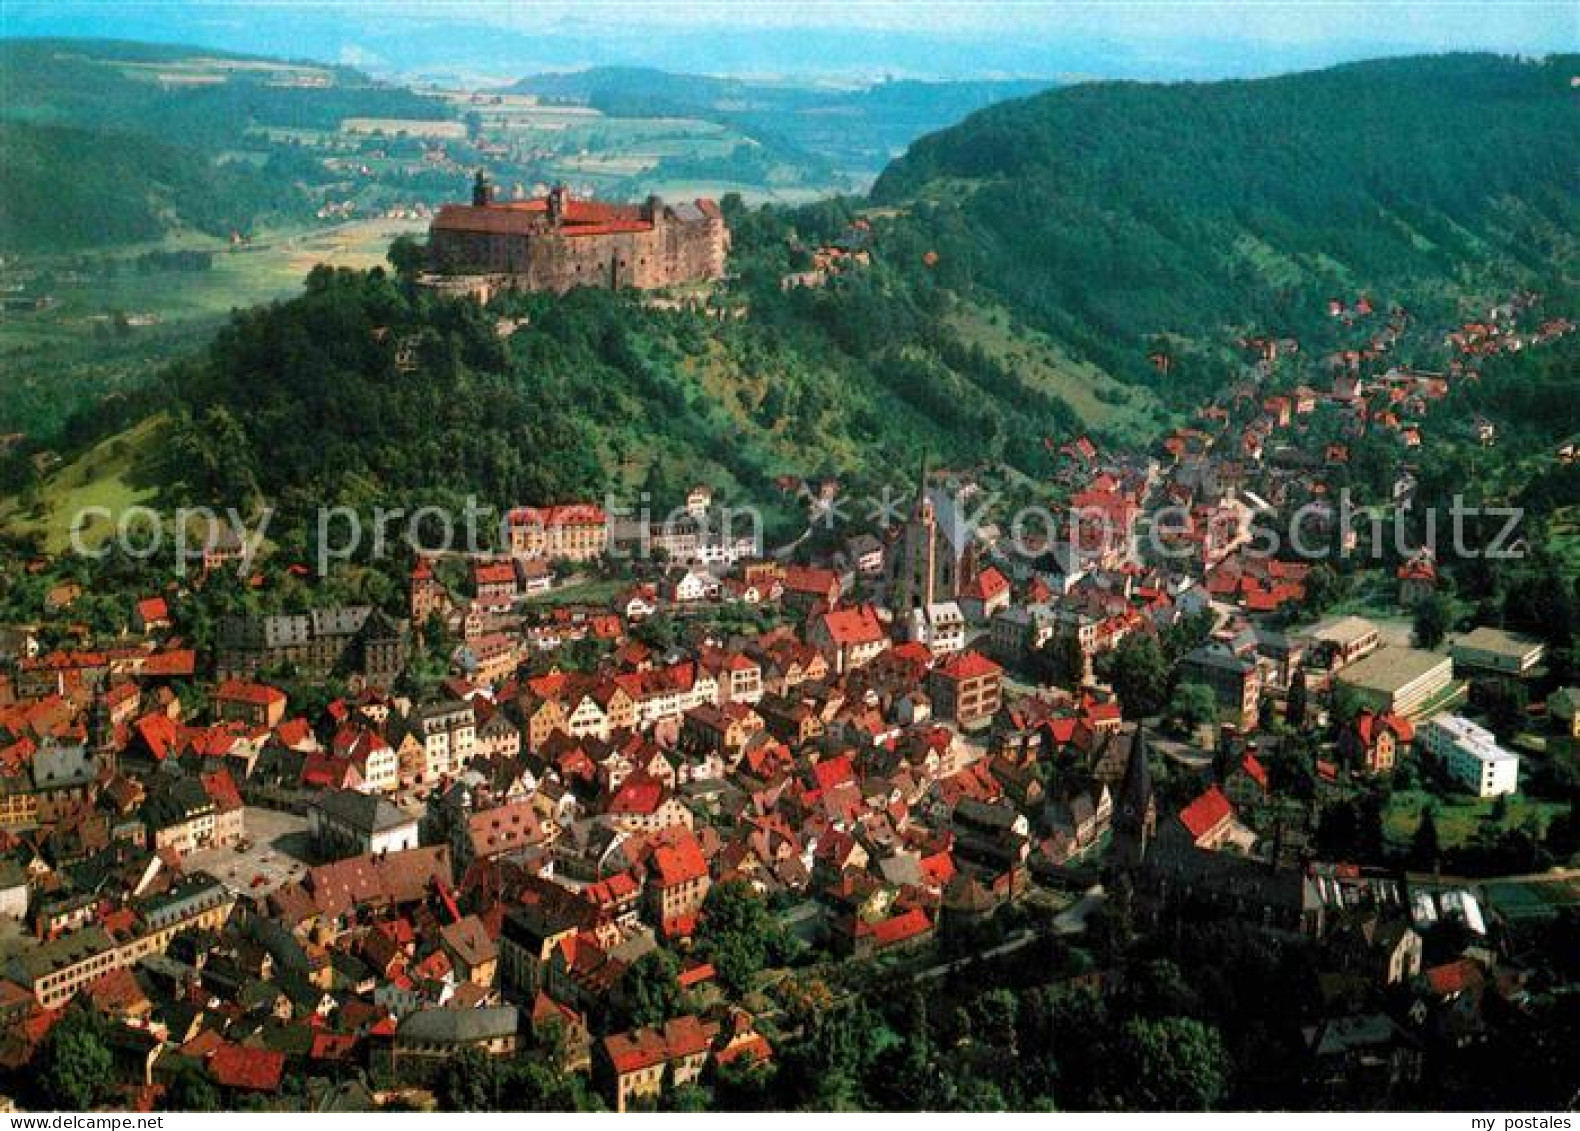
top-left (509, 65), bottom-right (1055, 176)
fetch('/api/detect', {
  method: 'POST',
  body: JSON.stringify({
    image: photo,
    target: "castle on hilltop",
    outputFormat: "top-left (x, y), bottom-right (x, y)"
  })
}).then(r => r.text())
top-left (425, 172), bottom-right (729, 295)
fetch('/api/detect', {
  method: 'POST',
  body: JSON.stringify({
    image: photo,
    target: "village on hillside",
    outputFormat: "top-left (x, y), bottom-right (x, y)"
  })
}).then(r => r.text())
top-left (0, 269), bottom-right (1575, 1113)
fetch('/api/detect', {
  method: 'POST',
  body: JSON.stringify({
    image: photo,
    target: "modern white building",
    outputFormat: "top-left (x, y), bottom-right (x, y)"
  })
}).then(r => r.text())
top-left (1419, 714), bottom-right (1519, 797)
top-left (1451, 626), bottom-right (1545, 677)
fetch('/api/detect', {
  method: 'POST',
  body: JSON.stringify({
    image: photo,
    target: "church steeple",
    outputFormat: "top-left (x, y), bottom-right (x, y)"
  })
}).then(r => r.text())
top-left (891, 449), bottom-right (939, 616)
top-left (86, 682), bottom-right (110, 751)
top-left (914, 449), bottom-right (934, 523)
top-left (1113, 725), bottom-right (1157, 871)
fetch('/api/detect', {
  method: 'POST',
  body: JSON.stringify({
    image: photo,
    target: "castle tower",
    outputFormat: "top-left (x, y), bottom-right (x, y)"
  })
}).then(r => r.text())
top-left (548, 185), bottom-right (569, 227)
top-left (472, 170), bottom-right (495, 207)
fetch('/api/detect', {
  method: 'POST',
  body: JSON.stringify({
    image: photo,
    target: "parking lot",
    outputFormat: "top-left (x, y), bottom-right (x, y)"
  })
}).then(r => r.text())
top-left (184, 806), bottom-right (314, 898)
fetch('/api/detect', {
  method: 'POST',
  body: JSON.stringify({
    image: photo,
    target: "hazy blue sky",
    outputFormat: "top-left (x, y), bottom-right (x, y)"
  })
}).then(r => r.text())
top-left (3, 0), bottom-right (1574, 80)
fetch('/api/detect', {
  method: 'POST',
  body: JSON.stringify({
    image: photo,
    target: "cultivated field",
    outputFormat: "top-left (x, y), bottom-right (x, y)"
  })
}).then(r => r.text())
top-left (342, 117), bottom-right (468, 139)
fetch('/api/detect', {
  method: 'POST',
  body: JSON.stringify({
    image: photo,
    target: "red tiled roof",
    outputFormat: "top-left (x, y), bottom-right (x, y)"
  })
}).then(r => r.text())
top-left (608, 772), bottom-right (666, 816)
top-left (603, 1015), bottom-right (714, 1075)
top-left (811, 753), bottom-right (856, 795)
top-left (1355, 710), bottom-right (1415, 747)
top-left (181, 1030), bottom-right (227, 1060)
top-left (214, 679), bottom-right (286, 708)
top-left (507, 503), bottom-right (607, 528)
top-left (661, 913), bottom-right (700, 940)
top-left (818, 605), bottom-right (884, 647)
top-left (473, 561), bottom-right (517, 586)
top-left (1041, 717), bottom-right (1078, 746)
top-left (310, 1032), bottom-right (358, 1061)
top-left (1426, 958), bottom-right (1483, 997)
top-left (650, 828), bottom-right (708, 888)
top-left (433, 200), bottom-right (653, 237)
top-left (275, 717), bottom-right (316, 749)
top-left (1239, 754), bottom-right (1270, 792)
top-left (936, 650), bottom-right (1001, 682)
top-left (918, 850), bottom-right (956, 888)
top-left (783, 565), bottom-right (841, 597)
top-left (467, 800), bottom-right (542, 856)
top-left (1179, 786), bottom-right (1233, 841)
top-left (888, 641), bottom-right (933, 665)
top-left (141, 649), bottom-right (196, 677)
top-left (870, 907), bottom-right (932, 948)
top-left (961, 567), bottom-right (1010, 601)
top-left (208, 1043), bottom-right (286, 1092)
top-left (200, 768), bottom-right (244, 812)
top-left (85, 966), bottom-right (147, 1012)
top-left (134, 712), bottom-right (181, 760)
top-left (677, 963), bottom-right (715, 989)
top-left (1083, 701), bottom-right (1122, 725)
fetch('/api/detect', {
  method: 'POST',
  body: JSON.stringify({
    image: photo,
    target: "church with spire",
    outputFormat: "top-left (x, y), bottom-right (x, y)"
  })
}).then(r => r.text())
top-left (1111, 725), bottom-right (1158, 871)
top-left (887, 453), bottom-right (975, 653)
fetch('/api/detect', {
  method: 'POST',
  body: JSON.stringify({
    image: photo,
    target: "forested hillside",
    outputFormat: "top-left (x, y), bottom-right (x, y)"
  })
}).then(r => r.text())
top-left (0, 121), bottom-right (307, 251)
top-left (873, 53), bottom-right (1579, 402)
top-left (8, 53), bottom-right (1577, 538)
top-left (0, 39), bottom-right (450, 250)
top-left (141, 218), bottom-right (1086, 531)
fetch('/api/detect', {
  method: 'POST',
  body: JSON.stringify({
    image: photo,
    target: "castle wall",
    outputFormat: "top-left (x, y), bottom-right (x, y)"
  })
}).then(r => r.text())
top-left (428, 206), bottom-right (727, 293)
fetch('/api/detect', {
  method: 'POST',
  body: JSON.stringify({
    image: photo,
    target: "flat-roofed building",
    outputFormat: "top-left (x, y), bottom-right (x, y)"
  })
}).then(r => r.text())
top-left (1305, 615), bottom-right (1382, 670)
top-left (1419, 714), bottom-right (1519, 797)
top-left (1451, 626), bottom-right (1545, 678)
top-left (1335, 646), bottom-right (1456, 719)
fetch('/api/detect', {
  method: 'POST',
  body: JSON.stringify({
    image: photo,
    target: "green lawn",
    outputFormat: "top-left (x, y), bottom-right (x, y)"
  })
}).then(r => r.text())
top-left (1325, 572), bottom-right (1404, 619)
top-left (0, 415), bottom-right (170, 552)
top-left (944, 305), bottom-right (1170, 443)
top-left (1383, 786), bottom-right (1566, 849)
top-left (521, 578), bottom-right (627, 609)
